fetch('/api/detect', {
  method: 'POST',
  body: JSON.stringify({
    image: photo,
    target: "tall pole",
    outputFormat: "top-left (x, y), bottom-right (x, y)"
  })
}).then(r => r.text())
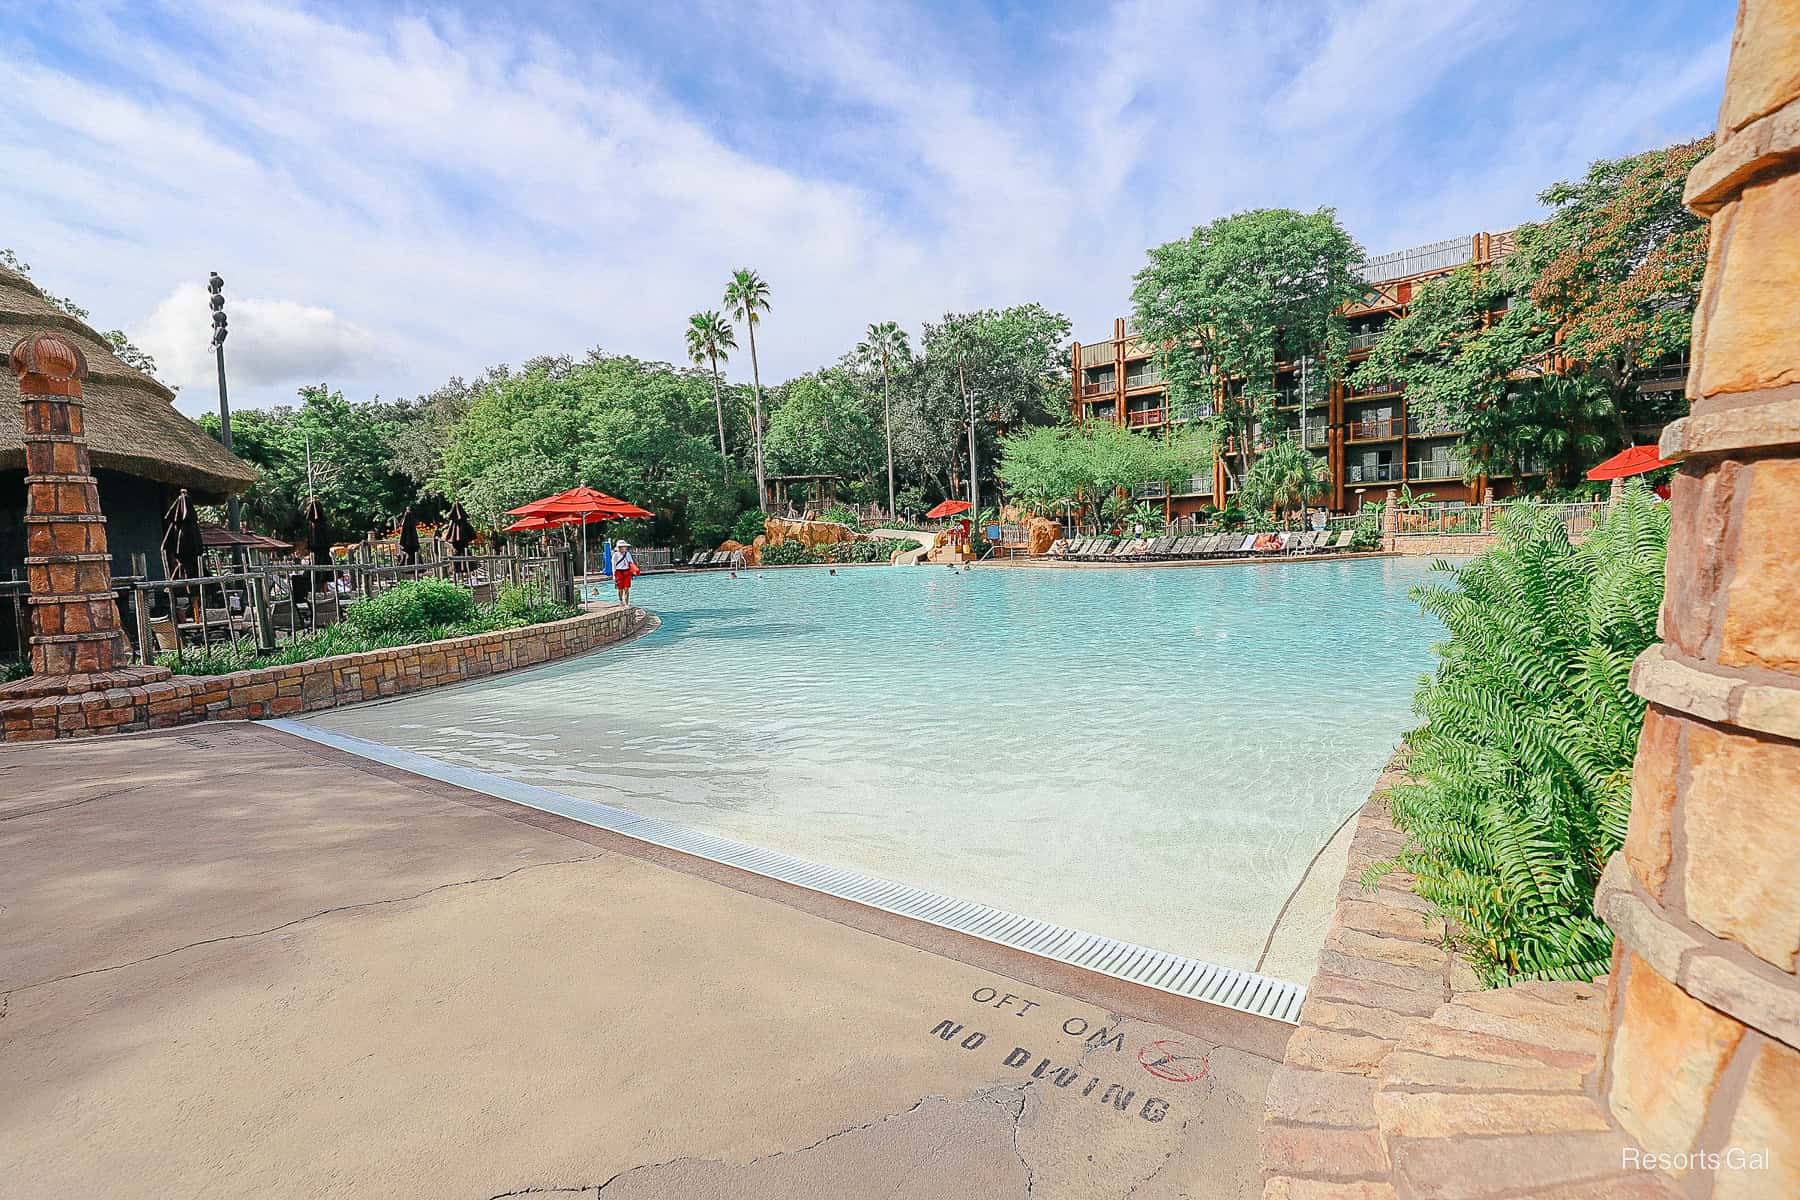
top-left (961, 362), bottom-right (978, 518)
top-left (207, 272), bottom-right (245, 573)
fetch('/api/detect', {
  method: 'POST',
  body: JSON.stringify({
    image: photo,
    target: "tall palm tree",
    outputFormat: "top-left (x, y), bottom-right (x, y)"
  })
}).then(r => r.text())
top-left (855, 320), bottom-right (910, 519)
top-left (723, 268), bottom-right (772, 506)
top-left (685, 310), bottom-right (738, 483)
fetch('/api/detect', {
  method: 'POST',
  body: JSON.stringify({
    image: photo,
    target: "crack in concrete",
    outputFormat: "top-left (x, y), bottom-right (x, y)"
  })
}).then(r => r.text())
top-left (1, 853), bottom-right (608, 1001)
top-left (0, 782), bottom-right (185, 823)
top-left (1122, 1114), bottom-right (1198, 1199)
top-left (509, 1085), bottom-right (1046, 1198)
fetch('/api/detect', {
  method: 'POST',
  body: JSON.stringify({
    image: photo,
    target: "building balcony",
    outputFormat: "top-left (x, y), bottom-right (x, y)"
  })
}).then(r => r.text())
top-left (1407, 459), bottom-right (1467, 482)
top-left (1346, 462), bottom-right (1403, 485)
top-left (1134, 481), bottom-right (1168, 499)
top-left (1173, 473), bottom-right (1214, 497)
top-left (1126, 407), bottom-right (1165, 429)
top-left (1347, 329), bottom-right (1386, 352)
top-left (1078, 379), bottom-right (1115, 398)
top-left (1345, 376), bottom-right (1402, 399)
top-left (1124, 368), bottom-right (1164, 390)
top-left (1348, 417), bottom-right (1404, 441)
top-left (1637, 360), bottom-right (1691, 395)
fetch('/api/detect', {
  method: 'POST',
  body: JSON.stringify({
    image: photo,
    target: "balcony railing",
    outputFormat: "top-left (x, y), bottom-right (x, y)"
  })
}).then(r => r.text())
top-left (1174, 473), bottom-right (1214, 497)
top-left (1637, 360), bottom-right (1691, 394)
top-left (1126, 407), bottom-right (1166, 428)
top-left (1407, 459), bottom-right (1467, 482)
top-left (1125, 368), bottom-right (1164, 390)
top-left (1345, 462), bottom-right (1402, 484)
top-left (1348, 417), bottom-right (1404, 441)
top-left (1078, 378), bottom-right (1114, 398)
top-left (1134, 481), bottom-right (1168, 499)
top-left (1347, 329), bottom-right (1386, 351)
top-left (1345, 376), bottom-right (1402, 398)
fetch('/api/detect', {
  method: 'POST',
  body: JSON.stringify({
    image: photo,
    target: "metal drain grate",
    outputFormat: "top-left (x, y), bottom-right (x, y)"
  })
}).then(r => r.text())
top-left (271, 719), bottom-right (1308, 1024)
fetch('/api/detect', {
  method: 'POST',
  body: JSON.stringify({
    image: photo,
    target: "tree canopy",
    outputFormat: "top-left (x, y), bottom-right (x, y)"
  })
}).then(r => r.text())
top-left (1130, 208), bottom-right (1364, 468)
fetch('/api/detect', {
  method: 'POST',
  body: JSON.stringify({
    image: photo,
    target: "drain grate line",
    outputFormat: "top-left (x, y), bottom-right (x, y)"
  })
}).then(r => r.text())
top-left (268, 720), bottom-right (1307, 1024)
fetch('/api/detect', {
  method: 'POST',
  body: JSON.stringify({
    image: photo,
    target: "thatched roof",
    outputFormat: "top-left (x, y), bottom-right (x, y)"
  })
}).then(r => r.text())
top-left (0, 264), bottom-right (257, 498)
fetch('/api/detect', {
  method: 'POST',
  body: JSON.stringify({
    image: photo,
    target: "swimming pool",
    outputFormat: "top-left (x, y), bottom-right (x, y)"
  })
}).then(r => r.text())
top-left (301, 559), bottom-right (1442, 977)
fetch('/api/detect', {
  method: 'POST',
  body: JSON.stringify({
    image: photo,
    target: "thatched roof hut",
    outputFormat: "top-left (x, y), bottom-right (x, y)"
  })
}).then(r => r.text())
top-left (1, 264), bottom-right (255, 498)
top-left (2, 264), bottom-right (257, 615)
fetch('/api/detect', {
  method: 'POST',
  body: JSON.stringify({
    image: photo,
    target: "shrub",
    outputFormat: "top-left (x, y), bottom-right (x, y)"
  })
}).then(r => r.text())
top-left (760, 540), bottom-right (815, 565)
top-left (1375, 483), bottom-right (1667, 985)
top-left (345, 578), bottom-right (478, 638)
top-left (819, 505), bottom-right (864, 532)
top-left (731, 509), bottom-right (769, 544)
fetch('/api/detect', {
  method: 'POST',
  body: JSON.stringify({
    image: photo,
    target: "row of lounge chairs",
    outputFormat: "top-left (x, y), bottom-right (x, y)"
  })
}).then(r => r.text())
top-left (686, 549), bottom-right (748, 568)
top-left (1050, 530), bottom-right (1359, 562)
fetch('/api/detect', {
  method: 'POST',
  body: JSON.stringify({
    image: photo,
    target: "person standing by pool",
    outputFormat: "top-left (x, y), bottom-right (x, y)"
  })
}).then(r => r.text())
top-left (612, 540), bottom-right (638, 606)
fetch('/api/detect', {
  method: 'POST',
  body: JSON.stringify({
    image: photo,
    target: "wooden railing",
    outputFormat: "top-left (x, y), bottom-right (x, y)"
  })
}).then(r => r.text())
top-left (1126, 407), bottom-right (1166, 428)
top-left (1348, 417), bottom-right (1404, 441)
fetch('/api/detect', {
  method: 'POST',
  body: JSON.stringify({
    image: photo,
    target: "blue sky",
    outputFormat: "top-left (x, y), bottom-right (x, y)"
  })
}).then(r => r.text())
top-left (0, 1), bottom-right (1732, 413)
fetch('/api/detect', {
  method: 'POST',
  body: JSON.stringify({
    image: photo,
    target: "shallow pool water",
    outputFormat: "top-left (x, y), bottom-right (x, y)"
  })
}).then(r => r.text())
top-left (304, 559), bottom-right (1444, 974)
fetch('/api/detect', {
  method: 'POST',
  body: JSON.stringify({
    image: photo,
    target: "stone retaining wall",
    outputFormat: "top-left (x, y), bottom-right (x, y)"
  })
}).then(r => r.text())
top-left (1392, 533), bottom-right (1498, 557)
top-left (1260, 775), bottom-right (1688, 1199)
top-left (0, 606), bottom-right (646, 743)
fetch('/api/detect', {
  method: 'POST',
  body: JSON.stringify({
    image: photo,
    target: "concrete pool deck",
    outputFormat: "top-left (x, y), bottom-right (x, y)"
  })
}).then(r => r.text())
top-left (1, 723), bottom-right (1292, 1198)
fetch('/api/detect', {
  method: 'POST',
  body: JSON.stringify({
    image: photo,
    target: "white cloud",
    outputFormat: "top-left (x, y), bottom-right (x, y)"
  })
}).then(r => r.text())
top-left (132, 283), bottom-right (385, 396)
top-left (0, 1), bottom-right (1731, 416)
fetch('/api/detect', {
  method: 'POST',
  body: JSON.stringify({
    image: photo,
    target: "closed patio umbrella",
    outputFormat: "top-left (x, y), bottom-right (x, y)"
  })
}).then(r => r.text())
top-left (444, 501), bottom-right (477, 556)
top-left (161, 489), bottom-right (204, 580)
top-left (397, 506), bottom-right (421, 565)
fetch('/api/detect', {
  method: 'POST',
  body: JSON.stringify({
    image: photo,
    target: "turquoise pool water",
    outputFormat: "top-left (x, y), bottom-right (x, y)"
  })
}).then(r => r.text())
top-left (304, 559), bottom-right (1443, 974)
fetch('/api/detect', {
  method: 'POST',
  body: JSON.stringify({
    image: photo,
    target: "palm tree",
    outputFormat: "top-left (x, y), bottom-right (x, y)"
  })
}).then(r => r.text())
top-left (1243, 438), bottom-right (1332, 528)
top-left (855, 320), bottom-right (910, 519)
top-left (685, 310), bottom-right (738, 483)
top-left (723, 269), bottom-right (772, 506)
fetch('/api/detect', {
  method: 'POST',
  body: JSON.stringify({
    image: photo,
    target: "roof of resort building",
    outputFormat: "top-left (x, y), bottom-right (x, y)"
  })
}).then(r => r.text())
top-left (0, 264), bottom-right (257, 497)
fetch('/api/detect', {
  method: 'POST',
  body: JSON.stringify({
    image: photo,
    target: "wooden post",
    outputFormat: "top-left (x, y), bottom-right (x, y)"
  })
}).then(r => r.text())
top-left (251, 571), bottom-right (275, 652)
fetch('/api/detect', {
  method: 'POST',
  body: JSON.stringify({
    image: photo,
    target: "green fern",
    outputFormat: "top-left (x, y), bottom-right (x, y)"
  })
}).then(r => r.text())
top-left (1385, 482), bottom-right (1668, 986)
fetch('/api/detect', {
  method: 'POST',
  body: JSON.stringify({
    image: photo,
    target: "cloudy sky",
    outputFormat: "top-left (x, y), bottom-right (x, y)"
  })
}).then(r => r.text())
top-left (2, 0), bottom-right (1730, 414)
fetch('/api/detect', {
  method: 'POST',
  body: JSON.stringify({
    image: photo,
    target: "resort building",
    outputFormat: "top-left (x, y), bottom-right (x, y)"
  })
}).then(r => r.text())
top-left (1069, 231), bottom-right (1689, 520)
top-left (1, 264), bottom-right (257, 587)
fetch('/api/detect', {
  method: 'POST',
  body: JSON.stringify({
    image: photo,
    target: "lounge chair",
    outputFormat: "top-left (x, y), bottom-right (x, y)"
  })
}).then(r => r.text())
top-left (688, 551), bottom-right (710, 567)
top-left (1173, 536), bottom-right (1201, 558)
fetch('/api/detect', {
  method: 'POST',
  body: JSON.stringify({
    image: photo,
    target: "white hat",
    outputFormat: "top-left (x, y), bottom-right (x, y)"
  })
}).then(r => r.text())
top-left (614, 539), bottom-right (630, 549)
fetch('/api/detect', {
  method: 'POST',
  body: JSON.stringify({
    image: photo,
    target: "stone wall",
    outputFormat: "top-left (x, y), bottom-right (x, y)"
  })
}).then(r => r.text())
top-left (0, 606), bottom-right (645, 743)
top-left (1593, 6), bottom-right (1800, 1192)
top-left (1392, 533), bottom-right (1498, 557)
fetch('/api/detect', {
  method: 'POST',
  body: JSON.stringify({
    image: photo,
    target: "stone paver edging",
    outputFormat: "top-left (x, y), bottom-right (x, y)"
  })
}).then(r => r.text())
top-left (0, 605), bottom-right (647, 743)
top-left (1260, 774), bottom-right (1688, 1199)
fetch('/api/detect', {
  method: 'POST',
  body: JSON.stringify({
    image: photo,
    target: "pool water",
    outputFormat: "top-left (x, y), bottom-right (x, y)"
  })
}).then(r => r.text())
top-left (304, 559), bottom-right (1444, 974)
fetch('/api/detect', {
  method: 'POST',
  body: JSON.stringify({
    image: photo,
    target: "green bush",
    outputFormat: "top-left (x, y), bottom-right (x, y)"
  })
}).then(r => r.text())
top-left (731, 509), bottom-right (769, 544)
top-left (760, 540), bottom-right (815, 565)
top-left (345, 578), bottom-right (477, 637)
top-left (3, 658), bottom-right (28, 683)
top-left (1374, 483), bottom-right (1667, 985)
top-left (819, 505), bottom-right (864, 532)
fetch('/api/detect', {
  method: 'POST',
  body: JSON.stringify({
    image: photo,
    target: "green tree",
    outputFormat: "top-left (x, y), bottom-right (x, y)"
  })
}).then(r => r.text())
top-left (764, 368), bottom-right (880, 484)
top-left (898, 305), bottom-right (1071, 507)
top-left (1130, 209), bottom-right (1363, 484)
top-left (723, 268), bottom-right (772, 505)
top-left (856, 320), bottom-right (910, 518)
top-left (1240, 437), bottom-right (1330, 528)
top-left (201, 385), bottom-right (420, 542)
top-left (685, 310), bottom-right (738, 482)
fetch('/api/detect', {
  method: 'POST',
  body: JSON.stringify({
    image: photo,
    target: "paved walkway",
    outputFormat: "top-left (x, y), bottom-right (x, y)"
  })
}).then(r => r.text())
top-left (0, 723), bottom-right (1288, 1198)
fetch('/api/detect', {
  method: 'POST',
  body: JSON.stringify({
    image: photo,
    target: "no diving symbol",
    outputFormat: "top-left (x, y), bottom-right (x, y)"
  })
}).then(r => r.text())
top-left (1138, 1040), bottom-right (1209, 1084)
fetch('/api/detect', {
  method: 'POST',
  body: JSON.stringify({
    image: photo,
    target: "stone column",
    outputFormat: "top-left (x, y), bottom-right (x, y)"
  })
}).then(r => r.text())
top-left (3, 332), bottom-right (168, 696)
top-left (1381, 487), bottom-right (1398, 551)
top-left (1479, 486), bottom-right (1494, 533)
top-left (1608, 476), bottom-right (1625, 510)
top-left (1594, 6), bottom-right (1800, 1196)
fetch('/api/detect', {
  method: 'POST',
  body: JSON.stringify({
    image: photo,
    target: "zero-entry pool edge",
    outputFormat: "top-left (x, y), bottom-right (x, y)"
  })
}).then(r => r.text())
top-left (269, 717), bottom-right (1309, 1024)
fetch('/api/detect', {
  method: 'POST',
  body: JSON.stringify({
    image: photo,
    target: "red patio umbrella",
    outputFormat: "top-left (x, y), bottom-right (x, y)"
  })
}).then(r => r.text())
top-left (924, 499), bottom-right (972, 520)
top-left (507, 486), bottom-right (653, 575)
top-left (1587, 445), bottom-right (1674, 480)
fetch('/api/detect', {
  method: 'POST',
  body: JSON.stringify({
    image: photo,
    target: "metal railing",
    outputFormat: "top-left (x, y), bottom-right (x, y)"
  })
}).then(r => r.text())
top-left (1346, 376), bottom-right (1402, 398)
top-left (1347, 329), bottom-right (1386, 351)
top-left (1134, 481), bottom-right (1168, 499)
top-left (1346, 462), bottom-right (1402, 484)
top-left (1406, 459), bottom-right (1467, 482)
top-left (1348, 417), bottom-right (1404, 441)
top-left (108, 554), bottom-right (567, 670)
top-left (1174, 473), bottom-right (1214, 497)
top-left (1125, 368), bottom-right (1163, 390)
